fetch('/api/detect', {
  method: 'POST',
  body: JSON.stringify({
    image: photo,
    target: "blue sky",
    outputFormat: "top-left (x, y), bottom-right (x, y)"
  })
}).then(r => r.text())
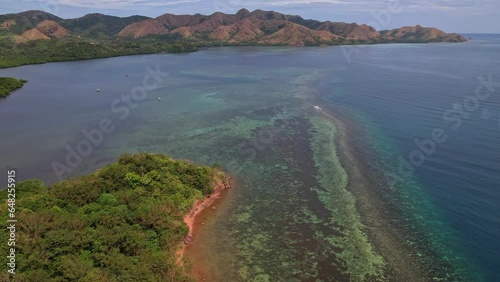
top-left (1, 0), bottom-right (499, 33)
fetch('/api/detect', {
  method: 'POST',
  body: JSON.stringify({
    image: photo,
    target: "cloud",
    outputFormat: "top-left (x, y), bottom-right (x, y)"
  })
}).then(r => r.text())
top-left (18, 0), bottom-right (496, 16)
top-left (35, 0), bottom-right (202, 10)
top-left (401, 0), bottom-right (499, 13)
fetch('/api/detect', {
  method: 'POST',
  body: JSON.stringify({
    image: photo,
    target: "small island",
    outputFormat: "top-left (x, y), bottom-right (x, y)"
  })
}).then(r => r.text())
top-left (0, 77), bottom-right (27, 98)
top-left (0, 153), bottom-right (230, 281)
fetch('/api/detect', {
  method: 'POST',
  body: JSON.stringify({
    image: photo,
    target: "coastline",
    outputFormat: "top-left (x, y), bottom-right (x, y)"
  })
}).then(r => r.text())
top-left (176, 171), bottom-right (232, 270)
top-left (0, 42), bottom-right (466, 70)
top-left (0, 50), bottom-right (197, 70)
top-left (0, 77), bottom-right (27, 98)
top-left (176, 102), bottom-right (435, 281)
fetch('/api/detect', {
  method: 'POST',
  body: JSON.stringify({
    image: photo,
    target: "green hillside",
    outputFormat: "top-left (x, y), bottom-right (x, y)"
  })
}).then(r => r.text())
top-left (0, 153), bottom-right (228, 281)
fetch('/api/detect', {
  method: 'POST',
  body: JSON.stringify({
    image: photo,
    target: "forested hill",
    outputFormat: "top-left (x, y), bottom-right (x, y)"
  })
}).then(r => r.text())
top-left (0, 9), bottom-right (467, 68)
top-left (0, 153), bottom-right (229, 281)
top-left (0, 9), bottom-right (467, 45)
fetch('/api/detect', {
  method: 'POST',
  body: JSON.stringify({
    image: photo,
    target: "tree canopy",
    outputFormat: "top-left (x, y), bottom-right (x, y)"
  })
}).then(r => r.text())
top-left (0, 38), bottom-right (196, 69)
top-left (0, 153), bottom-right (225, 281)
top-left (0, 77), bottom-right (27, 98)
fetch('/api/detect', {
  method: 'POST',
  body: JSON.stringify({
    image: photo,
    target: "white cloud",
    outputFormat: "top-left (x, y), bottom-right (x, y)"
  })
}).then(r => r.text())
top-left (37, 0), bottom-right (201, 10)
top-left (26, 0), bottom-right (498, 15)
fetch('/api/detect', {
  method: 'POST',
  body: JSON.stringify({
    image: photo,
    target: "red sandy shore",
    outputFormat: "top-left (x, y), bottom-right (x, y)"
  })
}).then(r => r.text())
top-left (176, 173), bottom-right (231, 262)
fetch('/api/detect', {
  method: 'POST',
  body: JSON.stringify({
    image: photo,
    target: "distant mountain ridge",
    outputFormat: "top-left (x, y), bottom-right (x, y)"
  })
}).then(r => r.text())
top-left (0, 9), bottom-right (467, 46)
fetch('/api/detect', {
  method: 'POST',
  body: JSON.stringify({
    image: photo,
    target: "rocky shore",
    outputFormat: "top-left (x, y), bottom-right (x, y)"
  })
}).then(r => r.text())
top-left (177, 172), bottom-right (232, 261)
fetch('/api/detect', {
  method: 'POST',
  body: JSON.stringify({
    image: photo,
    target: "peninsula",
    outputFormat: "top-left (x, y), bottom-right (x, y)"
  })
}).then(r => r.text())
top-left (0, 77), bottom-right (27, 98)
top-left (0, 153), bottom-right (230, 281)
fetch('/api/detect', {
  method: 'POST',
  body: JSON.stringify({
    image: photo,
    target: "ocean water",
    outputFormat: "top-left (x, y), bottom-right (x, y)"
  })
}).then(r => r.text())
top-left (0, 35), bottom-right (499, 281)
top-left (320, 34), bottom-right (500, 281)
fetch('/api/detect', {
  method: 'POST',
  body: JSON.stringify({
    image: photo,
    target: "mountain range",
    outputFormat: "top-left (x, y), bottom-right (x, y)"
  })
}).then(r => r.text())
top-left (0, 9), bottom-right (467, 46)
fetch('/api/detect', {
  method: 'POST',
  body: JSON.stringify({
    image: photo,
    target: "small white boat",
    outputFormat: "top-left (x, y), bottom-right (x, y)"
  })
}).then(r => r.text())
top-left (314, 105), bottom-right (321, 110)
top-left (96, 89), bottom-right (101, 92)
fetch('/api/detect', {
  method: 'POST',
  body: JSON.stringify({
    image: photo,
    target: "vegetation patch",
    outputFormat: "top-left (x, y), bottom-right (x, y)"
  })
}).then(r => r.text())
top-left (0, 153), bottom-right (226, 281)
top-left (0, 38), bottom-right (196, 69)
top-left (0, 77), bottom-right (27, 98)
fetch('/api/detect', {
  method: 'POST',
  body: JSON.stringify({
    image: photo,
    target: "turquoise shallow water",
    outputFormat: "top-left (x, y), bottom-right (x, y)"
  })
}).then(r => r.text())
top-left (0, 37), bottom-right (499, 281)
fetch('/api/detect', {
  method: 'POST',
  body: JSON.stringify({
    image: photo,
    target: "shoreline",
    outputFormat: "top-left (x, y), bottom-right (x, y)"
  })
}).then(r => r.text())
top-left (176, 171), bottom-right (232, 266)
top-left (0, 41), bottom-right (467, 70)
top-left (0, 77), bottom-right (28, 98)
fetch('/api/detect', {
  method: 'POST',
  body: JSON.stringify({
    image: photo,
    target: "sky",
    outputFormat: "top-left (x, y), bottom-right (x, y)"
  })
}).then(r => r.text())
top-left (1, 0), bottom-right (499, 33)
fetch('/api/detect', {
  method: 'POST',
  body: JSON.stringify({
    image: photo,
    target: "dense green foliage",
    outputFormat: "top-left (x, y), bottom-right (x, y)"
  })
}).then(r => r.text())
top-left (0, 11), bottom-right (62, 35)
top-left (0, 38), bottom-right (196, 68)
top-left (0, 153), bottom-right (224, 281)
top-left (0, 77), bottom-right (27, 97)
top-left (60, 14), bottom-right (149, 39)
